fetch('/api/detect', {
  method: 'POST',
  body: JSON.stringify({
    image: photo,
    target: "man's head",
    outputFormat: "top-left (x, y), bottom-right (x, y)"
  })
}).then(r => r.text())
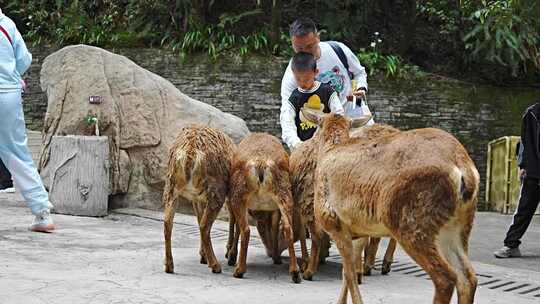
top-left (289, 18), bottom-right (321, 59)
top-left (292, 52), bottom-right (318, 91)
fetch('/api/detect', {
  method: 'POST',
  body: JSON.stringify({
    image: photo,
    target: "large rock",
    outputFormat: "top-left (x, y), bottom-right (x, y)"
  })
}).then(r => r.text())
top-left (39, 45), bottom-right (250, 209)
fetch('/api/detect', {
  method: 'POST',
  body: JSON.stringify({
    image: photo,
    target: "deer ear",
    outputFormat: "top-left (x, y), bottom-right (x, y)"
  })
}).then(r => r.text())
top-left (300, 108), bottom-right (325, 126)
top-left (349, 114), bottom-right (372, 129)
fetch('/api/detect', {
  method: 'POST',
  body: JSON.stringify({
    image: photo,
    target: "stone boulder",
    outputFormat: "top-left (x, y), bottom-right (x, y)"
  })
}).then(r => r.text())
top-left (39, 45), bottom-right (250, 210)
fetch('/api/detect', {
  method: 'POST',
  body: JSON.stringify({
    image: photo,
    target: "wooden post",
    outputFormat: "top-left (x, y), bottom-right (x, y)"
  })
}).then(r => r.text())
top-left (40, 136), bottom-right (109, 217)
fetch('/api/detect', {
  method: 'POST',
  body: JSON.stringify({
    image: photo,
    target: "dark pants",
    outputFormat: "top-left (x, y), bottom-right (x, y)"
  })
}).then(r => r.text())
top-left (504, 177), bottom-right (540, 248)
top-left (0, 158), bottom-right (13, 189)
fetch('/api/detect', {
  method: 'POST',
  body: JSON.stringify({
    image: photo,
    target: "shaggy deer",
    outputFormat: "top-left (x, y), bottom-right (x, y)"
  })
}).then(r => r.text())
top-left (291, 119), bottom-right (398, 281)
top-left (310, 113), bottom-right (479, 304)
top-left (228, 133), bottom-right (301, 283)
top-left (163, 125), bottom-right (235, 274)
top-left (350, 125), bottom-right (400, 277)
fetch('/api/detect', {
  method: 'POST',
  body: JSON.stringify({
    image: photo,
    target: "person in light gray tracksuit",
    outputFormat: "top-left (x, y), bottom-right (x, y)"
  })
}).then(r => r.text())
top-left (0, 8), bottom-right (55, 232)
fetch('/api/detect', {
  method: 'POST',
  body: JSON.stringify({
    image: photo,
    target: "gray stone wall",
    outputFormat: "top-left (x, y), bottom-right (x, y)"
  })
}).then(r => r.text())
top-left (23, 46), bottom-right (540, 210)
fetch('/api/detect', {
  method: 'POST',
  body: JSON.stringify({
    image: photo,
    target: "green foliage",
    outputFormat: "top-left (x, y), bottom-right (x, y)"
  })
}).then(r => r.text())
top-left (463, 0), bottom-right (540, 76)
top-left (3, 0), bottom-right (539, 81)
top-left (171, 10), bottom-right (283, 60)
top-left (417, 1), bottom-right (470, 37)
top-left (357, 34), bottom-right (424, 79)
top-left (358, 50), bottom-right (424, 79)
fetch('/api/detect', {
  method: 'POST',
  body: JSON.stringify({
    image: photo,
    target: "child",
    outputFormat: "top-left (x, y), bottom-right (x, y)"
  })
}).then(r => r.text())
top-left (280, 52), bottom-right (344, 149)
top-left (0, 8), bottom-right (55, 232)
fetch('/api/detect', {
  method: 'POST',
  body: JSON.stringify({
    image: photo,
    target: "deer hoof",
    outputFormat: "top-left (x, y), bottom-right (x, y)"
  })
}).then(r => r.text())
top-left (200, 255), bottom-right (207, 265)
top-left (363, 266), bottom-right (372, 276)
top-left (302, 269), bottom-right (314, 281)
top-left (357, 273), bottom-right (363, 285)
top-left (227, 255), bottom-right (237, 266)
top-left (291, 270), bottom-right (302, 284)
top-left (211, 264), bottom-right (222, 274)
top-left (233, 270), bottom-right (244, 278)
top-left (382, 261), bottom-right (392, 275)
top-left (164, 264), bottom-right (174, 274)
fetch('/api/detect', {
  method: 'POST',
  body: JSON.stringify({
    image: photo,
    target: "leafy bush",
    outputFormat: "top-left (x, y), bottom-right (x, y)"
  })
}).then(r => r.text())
top-left (463, 0), bottom-right (540, 76)
top-left (357, 33), bottom-right (424, 79)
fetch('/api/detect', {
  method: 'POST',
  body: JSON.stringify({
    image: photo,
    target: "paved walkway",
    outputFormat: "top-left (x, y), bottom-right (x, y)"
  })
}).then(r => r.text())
top-left (1, 193), bottom-right (539, 304)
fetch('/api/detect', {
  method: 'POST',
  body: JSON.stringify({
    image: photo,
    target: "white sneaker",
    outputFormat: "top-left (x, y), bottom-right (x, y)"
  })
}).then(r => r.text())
top-left (0, 187), bottom-right (15, 193)
top-left (29, 209), bottom-right (56, 233)
top-left (494, 246), bottom-right (522, 258)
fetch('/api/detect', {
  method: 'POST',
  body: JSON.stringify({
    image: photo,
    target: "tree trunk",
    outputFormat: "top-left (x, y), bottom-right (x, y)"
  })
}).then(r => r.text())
top-left (399, 0), bottom-right (417, 54)
top-left (191, 0), bottom-right (208, 25)
top-left (40, 136), bottom-right (109, 217)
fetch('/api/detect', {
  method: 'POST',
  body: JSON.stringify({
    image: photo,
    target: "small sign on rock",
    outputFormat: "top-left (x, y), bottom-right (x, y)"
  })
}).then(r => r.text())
top-left (89, 96), bottom-right (103, 104)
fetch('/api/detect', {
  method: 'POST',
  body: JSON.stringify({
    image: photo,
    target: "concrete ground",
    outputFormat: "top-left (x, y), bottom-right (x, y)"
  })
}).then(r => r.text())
top-left (1, 192), bottom-right (540, 304)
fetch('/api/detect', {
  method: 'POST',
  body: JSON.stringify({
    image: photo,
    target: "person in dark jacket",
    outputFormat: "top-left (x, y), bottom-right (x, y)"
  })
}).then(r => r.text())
top-left (494, 103), bottom-right (540, 258)
top-left (0, 158), bottom-right (15, 193)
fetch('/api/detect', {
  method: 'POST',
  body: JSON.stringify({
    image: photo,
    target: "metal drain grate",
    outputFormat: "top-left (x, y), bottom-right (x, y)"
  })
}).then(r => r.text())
top-left (174, 223), bottom-right (267, 248)
top-left (369, 258), bottom-right (540, 299)
top-left (172, 220), bottom-right (540, 299)
top-left (324, 253), bottom-right (540, 300)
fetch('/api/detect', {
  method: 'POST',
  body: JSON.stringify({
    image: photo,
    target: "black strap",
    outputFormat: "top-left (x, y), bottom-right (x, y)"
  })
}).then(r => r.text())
top-left (328, 41), bottom-right (354, 79)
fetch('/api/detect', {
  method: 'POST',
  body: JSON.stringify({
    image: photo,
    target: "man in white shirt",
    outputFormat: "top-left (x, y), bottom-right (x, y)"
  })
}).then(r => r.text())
top-left (280, 17), bottom-right (374, 149)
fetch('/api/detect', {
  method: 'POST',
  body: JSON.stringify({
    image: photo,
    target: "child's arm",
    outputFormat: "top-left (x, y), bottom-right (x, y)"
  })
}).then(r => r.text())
top-left (280, 61), bottom-right (302, 149)
top-left (280, 99), bottom-right (301, 149)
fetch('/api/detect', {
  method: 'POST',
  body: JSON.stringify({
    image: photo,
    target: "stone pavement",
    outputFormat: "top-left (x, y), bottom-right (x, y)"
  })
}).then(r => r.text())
top-left (1, 192), bottom-right (540, 304)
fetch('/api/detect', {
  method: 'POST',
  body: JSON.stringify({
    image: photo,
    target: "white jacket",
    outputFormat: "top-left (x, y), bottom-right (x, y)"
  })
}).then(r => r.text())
top-left (280, 41), bottom-right (374, 149)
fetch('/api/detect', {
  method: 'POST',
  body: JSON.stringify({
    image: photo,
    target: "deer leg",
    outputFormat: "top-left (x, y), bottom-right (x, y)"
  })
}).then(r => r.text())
top-left (319, 232), bottom-right (331, 264)
top-left (271, 210), bottom-right (283, 265)
top-left (303, 221), bottom-right (323, 280)
top-left (382, 238), bottom-right (397, 275)
top-left (225, 201), bottom-right (236, 259)
top-left (438, 222), bottom-right (477, 304)
top-left (299, 219), bottom-right (309, 272)
top-left (163, 184), bottom-right (178, 274)
top-left (400, 239), bottom-right (457, 304)
top-left (192, 201), bottom-right (207, 265)
top-left (278, 195), bottom-right (301, 283)
top-left (232, 201), bottom-right (250, 279)
top-left (334, 232), bottom-right (364, 304)
top-left (363, 237), bottom-right (380, 275)
top-left (353, 237), bottom-right (369, 284)
top-left (199, 204), bottom-right (222, 273)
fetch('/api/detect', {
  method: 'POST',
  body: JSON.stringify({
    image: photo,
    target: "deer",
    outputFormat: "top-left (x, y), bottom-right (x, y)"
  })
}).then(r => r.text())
top-left (350, 125), bottom-right (400, 277)
top-left (163, 124), bottom-right (235, 275)
top-left (227, 133), bottom-right (302, 283)
top-left (290, 117), bottom-right (399, 282)
top-left (306, 112), bottom-right (479, 304)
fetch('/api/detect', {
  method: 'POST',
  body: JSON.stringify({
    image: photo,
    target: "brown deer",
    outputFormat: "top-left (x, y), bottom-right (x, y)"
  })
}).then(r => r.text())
top-left (309, 113), bottom-right (479, 304)
top-left (163, 125), bottom-right (235, 274)
top-left (291, 119), bottom-right (399, 281)
top-left (227, 133), bottom-right (301, 283)
top-left (350, 125), bottom-right (400, 278)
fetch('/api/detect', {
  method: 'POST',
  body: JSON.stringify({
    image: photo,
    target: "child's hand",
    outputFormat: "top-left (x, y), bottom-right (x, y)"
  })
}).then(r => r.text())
top-left (21, 80), bottom-right (27, 91)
